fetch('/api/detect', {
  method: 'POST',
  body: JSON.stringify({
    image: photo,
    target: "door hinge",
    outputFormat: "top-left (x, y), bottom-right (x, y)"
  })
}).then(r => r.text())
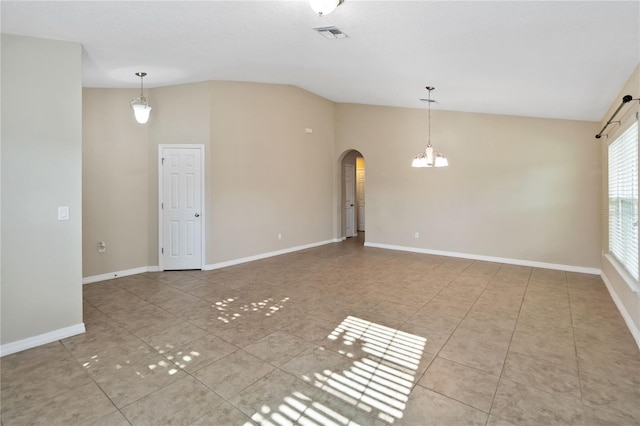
top-left (161, 202), bottom-right (164, 209)
top-left (161, 157), bottom-right (165, 165)
top-left (161, 248), bottom-right (164, 254)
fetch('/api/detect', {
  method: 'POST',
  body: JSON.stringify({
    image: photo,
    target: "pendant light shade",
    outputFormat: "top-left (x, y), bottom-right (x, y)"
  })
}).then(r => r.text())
top-left (130, 72), bottom-right (152, 124)
top-left (412, 86), bottom-right (448, 168)
top-left (309, 0), bottom-right (344, 16)
top-left (131, 103), bottom-right (151, 124)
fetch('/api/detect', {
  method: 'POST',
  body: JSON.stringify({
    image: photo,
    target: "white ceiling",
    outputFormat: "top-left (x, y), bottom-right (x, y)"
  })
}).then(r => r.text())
top-left (2, 1), bottom-right (639, 121)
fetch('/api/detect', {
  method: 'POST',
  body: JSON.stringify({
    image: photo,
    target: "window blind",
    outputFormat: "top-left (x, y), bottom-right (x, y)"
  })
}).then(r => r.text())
top-left (608, 119), bottom-right (639, 281)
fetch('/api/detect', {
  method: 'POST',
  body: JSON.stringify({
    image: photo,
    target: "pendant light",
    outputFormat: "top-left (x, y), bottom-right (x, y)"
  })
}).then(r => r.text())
top-left (309, 0), bottom-right (344, 16)
top-left (130, 72), bottom-right (152, 124)
top-left (412, 86), bottom-right (448, 168)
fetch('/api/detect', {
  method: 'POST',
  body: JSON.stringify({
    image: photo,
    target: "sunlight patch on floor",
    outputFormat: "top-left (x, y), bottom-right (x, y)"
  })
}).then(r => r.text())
top-left (248, 315), bottom-right (427, 425)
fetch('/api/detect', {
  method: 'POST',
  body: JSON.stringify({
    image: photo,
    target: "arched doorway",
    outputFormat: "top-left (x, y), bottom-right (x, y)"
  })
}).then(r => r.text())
top-left (340, 150), bottom-right (365, 244)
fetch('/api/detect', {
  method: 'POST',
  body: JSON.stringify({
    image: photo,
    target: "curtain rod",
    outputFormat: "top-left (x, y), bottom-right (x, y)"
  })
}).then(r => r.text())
top-left (595, 95), bottom-right (638, 139)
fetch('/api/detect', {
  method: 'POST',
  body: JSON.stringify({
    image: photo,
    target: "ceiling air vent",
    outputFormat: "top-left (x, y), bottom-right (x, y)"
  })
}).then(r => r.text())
top-left (313, 26), bottom-right (349, 39)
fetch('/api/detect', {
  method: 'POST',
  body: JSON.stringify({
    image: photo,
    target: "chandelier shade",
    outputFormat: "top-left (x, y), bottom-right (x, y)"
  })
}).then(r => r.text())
top-left (131, 102), bottom-right (151, 124)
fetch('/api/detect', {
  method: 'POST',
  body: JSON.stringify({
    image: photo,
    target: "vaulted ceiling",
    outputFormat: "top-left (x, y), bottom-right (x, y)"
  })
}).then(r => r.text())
top-left (2, 1), bottom-right (638, 121)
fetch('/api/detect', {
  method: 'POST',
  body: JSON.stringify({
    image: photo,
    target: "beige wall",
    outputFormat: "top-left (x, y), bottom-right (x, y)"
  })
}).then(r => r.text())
top-left (82, 81), bottom-right (336, 275)
top-left (83, 89), bottom-right (149, 276)
top-left (1, 35), bottom-right (83, 346)
top-left (207, 81), bottom-right (336, 263)
top-left (599, 63), bottom-right (640, 338)
top-left (335, 103), bottom-right (601, 268)
top-left (83, 81), bottom-right (602, 275)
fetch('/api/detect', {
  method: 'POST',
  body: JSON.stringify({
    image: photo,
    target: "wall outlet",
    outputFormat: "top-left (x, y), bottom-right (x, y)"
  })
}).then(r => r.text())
top-left (98, 241), bottom-right (106, 253)
top-left (414, 232), bottom-right (420, 239)
top-left (277, 233), bottom-right (283, 240)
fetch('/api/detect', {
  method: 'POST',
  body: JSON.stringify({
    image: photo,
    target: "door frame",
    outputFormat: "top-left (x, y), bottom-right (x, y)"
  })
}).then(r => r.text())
top-left (158, 144), bottom-right (205, 271)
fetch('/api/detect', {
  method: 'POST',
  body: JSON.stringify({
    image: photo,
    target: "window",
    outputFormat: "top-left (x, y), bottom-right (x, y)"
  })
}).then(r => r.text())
top-left (608, 118), bottom-right (639, 281)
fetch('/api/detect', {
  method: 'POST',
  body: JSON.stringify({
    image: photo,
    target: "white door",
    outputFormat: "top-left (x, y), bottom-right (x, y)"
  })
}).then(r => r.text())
top-left (357, 167), bottom-right (365, 231)
top-left (345, 163), bottom-right (356, 238)
top-left (160, 146), bottom-right (203, 270)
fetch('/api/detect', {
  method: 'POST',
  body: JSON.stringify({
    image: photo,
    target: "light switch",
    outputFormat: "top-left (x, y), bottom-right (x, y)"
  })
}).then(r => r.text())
top-left (58, 206), bottom-right (69, 221)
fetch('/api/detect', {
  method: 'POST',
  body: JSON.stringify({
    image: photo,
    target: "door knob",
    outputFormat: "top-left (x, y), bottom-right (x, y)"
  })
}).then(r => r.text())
top-left (195, 213), bottom-right (200, 217)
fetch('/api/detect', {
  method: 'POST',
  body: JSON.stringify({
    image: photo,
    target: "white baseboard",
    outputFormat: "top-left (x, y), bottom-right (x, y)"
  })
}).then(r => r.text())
top-left (364, 242), bottom-right (601, 275)
top-left (0, 323), bottom-right (85, 357)
top-left (82, 266), bottom-right (159, 285)
top-left (601, 271), bottom-right (640, 350)
top-left (204, 239), bottom-right (340, 270)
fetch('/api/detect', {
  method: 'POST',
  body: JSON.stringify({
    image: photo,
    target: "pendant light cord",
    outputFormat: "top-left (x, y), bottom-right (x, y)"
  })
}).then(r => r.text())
top-left (426, 86), bottom-right (434, 147)
top-left (428, 89), bottom-right (431, 146)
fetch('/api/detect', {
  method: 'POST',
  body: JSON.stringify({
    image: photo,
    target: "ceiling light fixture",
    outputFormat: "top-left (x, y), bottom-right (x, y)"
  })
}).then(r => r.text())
top-left (309, 0), bottom-right (344, 17)
top-left (130, 72), bottom-right (151, 124)
top-left (412, 86), bottom-right (448, 168)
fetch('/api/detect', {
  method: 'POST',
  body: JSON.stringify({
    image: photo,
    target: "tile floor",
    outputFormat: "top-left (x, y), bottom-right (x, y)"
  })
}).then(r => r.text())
top-left (2, 237), bottom-right (639, 425)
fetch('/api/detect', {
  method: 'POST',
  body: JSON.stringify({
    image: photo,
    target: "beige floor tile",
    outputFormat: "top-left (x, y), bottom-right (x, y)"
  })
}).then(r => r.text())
top-left (396, 385), bottom-right (488, 425)
top-left (138, 321), bottom-right (207, 353)
top-left (419, 356), bottom-right (500, 412)
top-left (92, 353), bottom-right (186, 408)
top-left (457, 318), bottom-right (514, 342)
top-left (281, 346), bottom-right (354, 387)
top-left (243, 330), bottom-right (313, 366)
top-left (2, 381), bottom-right (115, 425)
top-left (502, 352), bottom-right (580, 398)
top-left (4, 240), bottom-right (638, 425)
top-left (515, 316), bottom-right (574, 342)
top-left (369, 300), bottom-right (420, 322)
top-left (190, 401), bottom-right (257, 425)
top-left (464, 307), bottom-right (518, 331)
top-left (573, 323), bottom-right (639, 358)
top-left (211, 317), bottom-right (281, 347)
top-left (405, 309), bottom-right (463, 335)
top-left (386, 287), bottom-right (437, 307)
top-left (1, 356), bottom-right (94, 419)
top-left (580, 372), bottom-right (640, 422)
top-left (486, 415), bottom-right (518, 426)
top-left (582, 405), bottom-right (640, 426)
top-left (492, 264), bottom-right (531, 283)
top-left (437, 322), bottom-right (511, 376)
top-left (356, 310), bottom-right (405, 329)
top-left (163, 333), bottom-right (238, 373)
top-left (312, 381), bottom-right (390, 426)
top-left (89, 410), bottom-right (132, 426)
top-left (1, 341), bottom-right (74, 383)
top-left (576, 347), bottom-right (640, 390)
top-left (508, 330), bottom-right (577, 368)
top-left (29, 382), bottom-right (116, 426)
top-left (193, 349), bottom-right (275, 399)
top-left (398, 323), bottom-right (451, 356)
top-left (473, 289), bottom-right (524, 309)
top-left (529, 268), bottom-right (566, 283)
top-left (121, 376), bottom-right (223, 425)
top-left (163, 277), bottom-right (207, 292)
top-left (76, 346), bottom-right (158, 380)
top-left (491, 379), bottom-right (583, 425)
top-left (278, 315), bottom-right (338, 342)
top-left (229, 369), bottom-right (317, 421)
top-left (62, 326), bottom-right (149, 362)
